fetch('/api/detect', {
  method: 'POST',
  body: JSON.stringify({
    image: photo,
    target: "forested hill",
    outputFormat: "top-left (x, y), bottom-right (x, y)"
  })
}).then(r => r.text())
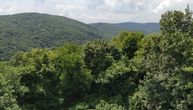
top-left (90, 22), bottom-right (160, 38)
top-left (0, 13), bottom-right (103, 60)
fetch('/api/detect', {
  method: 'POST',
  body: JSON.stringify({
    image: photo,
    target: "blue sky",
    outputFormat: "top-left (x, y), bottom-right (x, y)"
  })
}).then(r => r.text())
top-left (0, 0), bottom-right (192, 23)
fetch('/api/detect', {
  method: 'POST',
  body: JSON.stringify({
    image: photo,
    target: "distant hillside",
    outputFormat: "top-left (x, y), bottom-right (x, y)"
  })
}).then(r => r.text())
top-left (0, 13), bottom-right (103, 60)
top-left (90, 22), bottom-right (160, 38)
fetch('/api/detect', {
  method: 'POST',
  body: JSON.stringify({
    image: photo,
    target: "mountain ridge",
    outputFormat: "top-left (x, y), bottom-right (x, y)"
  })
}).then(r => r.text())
top-left (89, 22), bottom-right (160, 38)
top-left (0, 12), bottom-right (160, 60)
top-left (0, 13), bottom-right (103, 60)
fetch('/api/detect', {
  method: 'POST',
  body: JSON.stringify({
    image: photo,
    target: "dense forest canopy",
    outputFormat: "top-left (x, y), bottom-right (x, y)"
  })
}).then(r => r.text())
top-left (1, 6), bottom-right (193, 110)
top-left (0, 13), bottom-right (103, 60)
top-left (0, 13), bottom-right (160, 61)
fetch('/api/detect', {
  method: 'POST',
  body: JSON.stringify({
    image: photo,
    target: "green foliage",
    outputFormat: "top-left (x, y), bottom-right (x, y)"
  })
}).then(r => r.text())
top-left (83, 40), bottom-right (121, 76)
top-left (94, 100), bottom-right (126, 110)
top-left (70, 100), bottom-right (126, 110)
top-left (0, 62), bottom-right (28, 110)
top-left (1, 6), bottom-right (193, 110)
top-left (9, 44), bottom-right (93, 110)
top-left (0, 13), bottom-right (103, 60)
top-left (11, 49), bottom-right (61, 110)
top-left (113, 32), bottom-right (144, 59)
top-left (129, 5), bottom-right (193, 110)
top-left (160, 5), bottom-right (193, 35)
top-left (54, 44), bottom-right (93, 108)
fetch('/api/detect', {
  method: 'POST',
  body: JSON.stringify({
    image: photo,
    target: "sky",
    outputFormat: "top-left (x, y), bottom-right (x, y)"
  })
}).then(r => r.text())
top-left (0, 0), bottom-right (192, 23)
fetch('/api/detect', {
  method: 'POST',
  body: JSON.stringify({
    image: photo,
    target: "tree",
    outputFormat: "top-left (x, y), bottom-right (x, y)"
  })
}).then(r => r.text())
top-left (0, 62), bottom-right (28, 110)
top-left (12, 49), bottom-right (61, 110)
top-left (130, 6), bottom-right (193, 110)
top-left (112, 32), bottom-right (144, 59)
top-left (54, 44), bottom-right (93, 108)
top-left (10, 44), bottom-right (93, 109)
top-left (160, 5), bottom-right (193, 36)
top-left (83, 40), bottom-right (120, 77)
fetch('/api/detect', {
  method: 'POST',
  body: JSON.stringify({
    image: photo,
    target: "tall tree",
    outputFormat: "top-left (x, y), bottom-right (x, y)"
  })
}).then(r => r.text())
top-left (112, 32), bottom-right (144, 59)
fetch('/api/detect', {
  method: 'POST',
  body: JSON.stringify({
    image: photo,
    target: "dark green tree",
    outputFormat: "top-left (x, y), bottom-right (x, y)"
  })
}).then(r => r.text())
top-left (130, 6), bottom-right (193, 110)
top-left (160, 5), bottom-right (193, 36)
top-left (83, 40), bottom-right (120, 77)
top-left (54, 44), bottom-right (93, 108)
top-left (0, 62), bottom-right (28, 110)
top-left (113, 32), bottom-right (144, 59)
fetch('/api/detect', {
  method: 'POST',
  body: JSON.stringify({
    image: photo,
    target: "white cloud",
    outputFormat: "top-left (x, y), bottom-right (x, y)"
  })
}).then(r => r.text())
top-left (0, 0), bottom-right (192, 23)
top-left (154, 0), bottom-right (187, 13)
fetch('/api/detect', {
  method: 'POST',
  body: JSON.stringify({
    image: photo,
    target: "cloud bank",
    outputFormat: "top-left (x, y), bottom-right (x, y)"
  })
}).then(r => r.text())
top-left (0, 0), bottom-right (192, 23)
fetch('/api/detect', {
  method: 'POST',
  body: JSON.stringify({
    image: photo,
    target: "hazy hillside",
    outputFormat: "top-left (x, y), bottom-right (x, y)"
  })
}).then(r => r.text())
top-left (90, 22), bottom-right (160, 38)
top-left (0, 13), bottom-right (103, 60)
